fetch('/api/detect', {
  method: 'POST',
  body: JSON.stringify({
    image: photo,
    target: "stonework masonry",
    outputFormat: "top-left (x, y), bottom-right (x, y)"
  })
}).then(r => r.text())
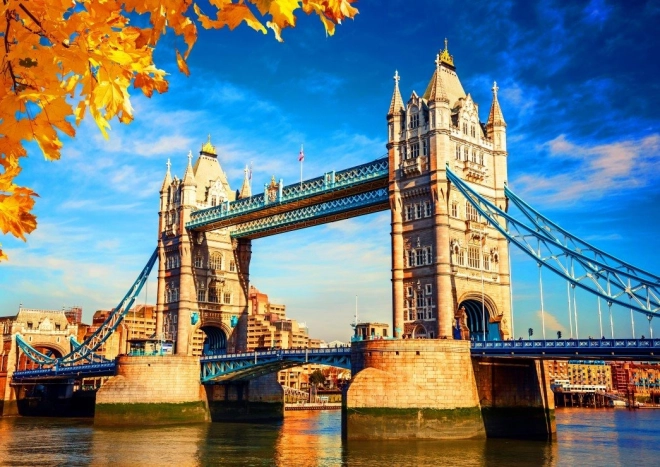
top-left (343, 339), bottom-right (485, 439)
top-left (95, 355), bottom-right (208, 425)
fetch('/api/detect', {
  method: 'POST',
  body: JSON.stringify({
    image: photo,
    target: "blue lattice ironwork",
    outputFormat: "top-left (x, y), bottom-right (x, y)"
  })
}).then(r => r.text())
top-left (11, 361), bottom-right (117, 381)
top-left (200, 347), bottom-right (352, 382)
top-left (446, 167), bottom-right (660, 318)
top-left (471, 338), bottom-right (660, 359)
top-left (13, 249), bottom-right (157, 376)
top-left (187, 157), bottom-right (388, 231)
top-left (231, 188), bottom-right (389, 239)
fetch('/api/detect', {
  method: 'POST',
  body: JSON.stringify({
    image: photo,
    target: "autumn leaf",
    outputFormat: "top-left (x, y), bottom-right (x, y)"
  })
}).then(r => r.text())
top-left (0, 0), bottom-right (358, 260)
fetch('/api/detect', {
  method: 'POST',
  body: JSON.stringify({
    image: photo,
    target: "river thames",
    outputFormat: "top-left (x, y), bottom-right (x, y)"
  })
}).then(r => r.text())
top-left (0, 409), bottom-right (658, 465)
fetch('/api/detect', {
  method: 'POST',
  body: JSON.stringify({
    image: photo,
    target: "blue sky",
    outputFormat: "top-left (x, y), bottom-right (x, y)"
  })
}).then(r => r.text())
top-left (1, 0), bottom-right (659, 342)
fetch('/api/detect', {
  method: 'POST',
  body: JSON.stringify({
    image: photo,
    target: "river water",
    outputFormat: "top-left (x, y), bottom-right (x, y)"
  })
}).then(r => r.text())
top-left (0, 409), bottom-right (658, 466)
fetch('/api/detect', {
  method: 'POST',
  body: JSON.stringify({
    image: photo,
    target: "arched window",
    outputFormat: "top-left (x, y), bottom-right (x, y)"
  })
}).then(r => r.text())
top-left (209, 253), bottom-right (223, 270)
top-left (194, 255), bottom-right (203, 268)
top-left (410, 107), bottom-right (419, 128)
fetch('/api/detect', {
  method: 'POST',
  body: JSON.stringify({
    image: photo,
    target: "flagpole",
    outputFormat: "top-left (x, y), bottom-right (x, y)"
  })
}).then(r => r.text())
top-left (299, 144), bottom-right (304, 189)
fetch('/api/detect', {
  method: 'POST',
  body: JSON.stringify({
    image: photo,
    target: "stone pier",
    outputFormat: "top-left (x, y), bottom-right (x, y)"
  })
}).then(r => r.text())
top-left (206, 373), bottom-right (284, 422)
top-left (343, 339), bottom-right (555, 440)
top-left (472, 357), bottom-right (556, 440)
top-left (343, 339), bottom-right (485, 440)
top-left (95, 355), bottom-right (208, 425)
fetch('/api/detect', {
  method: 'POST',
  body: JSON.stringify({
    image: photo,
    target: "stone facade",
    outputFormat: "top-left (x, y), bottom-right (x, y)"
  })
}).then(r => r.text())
top-left (343, 339), bottom-right (485, 439)
top-left (157, 140), bottom-right (252, 355)
top-left (95, 355), bottom-right (208, 425)
top-left (387, 42), bottom-right (511, 341)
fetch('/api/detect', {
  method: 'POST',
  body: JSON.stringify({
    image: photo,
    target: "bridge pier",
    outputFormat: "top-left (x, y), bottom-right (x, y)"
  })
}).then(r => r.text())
top-left (472, 357), bottom-right (556, 440)
top-left (205, 373), bottom-right (284, 422)
top-left (343, 339), bottom-right (485, 440)
top-left (343, 340), bottom-right (555, 440)
top-left (94, 355), bottom-right (209, 425)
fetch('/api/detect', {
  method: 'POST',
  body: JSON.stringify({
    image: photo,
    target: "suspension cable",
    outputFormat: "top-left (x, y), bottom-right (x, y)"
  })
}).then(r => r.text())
top-left (608, 300), bottom-right (614, 338)
top-left (539, 263), bottom-right (546, 340)
top-left (508, 239), bottom-right (515, 340)
top-left (597, 297), bottom-right (603, 339)
top-left (572, 284), bottom-right (579, 339)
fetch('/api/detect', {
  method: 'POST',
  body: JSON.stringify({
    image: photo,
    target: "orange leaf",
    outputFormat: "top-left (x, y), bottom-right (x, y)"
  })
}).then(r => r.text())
top-left (176, 49), bottom-right (190, 77)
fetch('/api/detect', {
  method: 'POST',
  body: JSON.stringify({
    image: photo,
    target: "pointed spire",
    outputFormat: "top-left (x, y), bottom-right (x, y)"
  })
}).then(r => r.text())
top-left (238, 165), bottom-right (252, 199)
top-left (160, 158), bottom-right (172, 192)
top-left (438, 38), bottom-right (454, 67)
top-left (426, 53), bottom-right (449, 103)
top-left (388, 70), bottom-right (404, 116)
top-left (487, 81), bottom-right (506, 127)
top-left (183, 150), bottom-right (196, 186)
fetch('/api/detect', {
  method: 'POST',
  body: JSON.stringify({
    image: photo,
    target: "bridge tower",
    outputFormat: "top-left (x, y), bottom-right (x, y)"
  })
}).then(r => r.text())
top-left (156, 138), bottom-right (252, 355)
top-left (387, 41), bottom-right (512, 341)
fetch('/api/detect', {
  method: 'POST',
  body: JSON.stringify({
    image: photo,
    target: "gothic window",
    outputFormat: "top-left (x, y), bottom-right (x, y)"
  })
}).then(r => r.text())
top-left (211, 196), bottom-right (217, 207)
top-left (416, 249), bottom-right (423, 266)
top-left (451, 202), bottom-right (458, 218)
top-left (209, 253), bottom-right (223, 270)
top-left (405, 205), bottom-right (414, 221)
top-left (457, 249), bottom-right (465, 266)
top-left (479, 152), bottom-right (484, 165)
top-left (194, 255), bottom-right (203, 268)
top-left (484, 254), bottom-right (491, 271)
top-left (422, 139), bottom-right (428, 156)
top-left (415, 204), bottom-right (423, 219)
top-left (223, 292), bottom-right (232, 304)
top-left (471, 125), bottom-right (476, 138)
top-left (425, 284), bottom-right (432, 295)
top-left (411, 142), bottom-right (419, 158)
top-left (468, 246), bottom-right (480, 269)
top-left (425, 247), bottom-right (432, 264)
top-left (421, 249), bottom-right (428, 265)
top-left (463, 122), bottom-right (467, 134)
top-left (455, 144), bottom-right (460, 160)
top-left (424, 201), bottom-right (432, 217)
top-left (410, 107), bottom-right (419, 128)
top-left (471, 148), bottom-right (477, 163)
top-left (402, 146), bottom-right (408, 160)
top-left (466, 203), bottom-right (479, 222)
top-left (408, 250), bottom-right (415, 267)
top-left (406, 286), bottom-right (413, 297)
top-left (209, 289), bottom-right (219, 303)
top-left (197, 289), bottom-right (206, 302)
top-left (229, 261), bottom-right (236, 272)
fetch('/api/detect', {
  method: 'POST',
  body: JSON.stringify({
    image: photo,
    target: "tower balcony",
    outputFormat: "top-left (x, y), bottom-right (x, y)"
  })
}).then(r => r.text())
top-left (401, 157), bottom-right (422, 176)
top-left (462, 160), bottom-right (487, 181)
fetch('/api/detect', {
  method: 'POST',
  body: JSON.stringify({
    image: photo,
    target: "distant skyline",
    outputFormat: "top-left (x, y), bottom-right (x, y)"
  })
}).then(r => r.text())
top-left (1, 0), bottom-right (659, 342)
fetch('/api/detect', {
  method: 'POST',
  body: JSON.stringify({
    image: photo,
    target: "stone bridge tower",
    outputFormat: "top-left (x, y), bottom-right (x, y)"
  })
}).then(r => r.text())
top-left (387, 41), bottom-right (512, 341)
top-left (156, 138), bottom-right (252, 355)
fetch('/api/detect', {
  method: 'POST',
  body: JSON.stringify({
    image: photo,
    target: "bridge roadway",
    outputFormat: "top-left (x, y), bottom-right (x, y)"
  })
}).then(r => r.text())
top-left (10, 339), bottom-right (660, 383)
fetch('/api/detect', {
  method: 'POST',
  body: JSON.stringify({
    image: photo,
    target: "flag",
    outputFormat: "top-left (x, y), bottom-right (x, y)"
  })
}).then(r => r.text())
top-left (298, 145), bottom-right (304, 162)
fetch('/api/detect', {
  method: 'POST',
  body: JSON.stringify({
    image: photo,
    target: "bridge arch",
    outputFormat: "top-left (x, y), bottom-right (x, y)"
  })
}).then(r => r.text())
top-left (189, 321), bottom-right (231, 356)
top-left (457, 292), bottom-right (501, 342)
top-left (15, 340), bottom-right (69, 371)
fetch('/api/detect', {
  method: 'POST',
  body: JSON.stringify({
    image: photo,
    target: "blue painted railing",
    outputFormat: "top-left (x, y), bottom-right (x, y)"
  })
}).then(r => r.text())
top-left (471, 338), bottom-right (660, 358)
top-left (201, 347), bottom-right (352, 382)
top-left (187, 157), bottom-right (388, 230)
top-left (11, 361), bottom-right (117, 380)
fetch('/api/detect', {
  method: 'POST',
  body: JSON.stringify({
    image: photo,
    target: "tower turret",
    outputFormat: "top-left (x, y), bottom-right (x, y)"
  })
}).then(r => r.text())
top-left (387, 70), bottom-right (405, 144)
top-left (486, 81), bottom-right (507, 152)
top-left (238, 165), bottom-right (252, 199)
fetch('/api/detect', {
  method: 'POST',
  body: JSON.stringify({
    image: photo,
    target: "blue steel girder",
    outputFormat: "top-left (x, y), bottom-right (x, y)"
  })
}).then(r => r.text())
top-left (471, 338), bottom-right (660, 359)
top-left (200, 348), bottom-right (352, 383)
top-left (229, 188), bottom-right (389, 239)
top-left (186, 157), bottom-right (389, 232)
top-left (445, 167), bottom-right (660, 317)
top-left (11, 361), bottom-right (117, 382)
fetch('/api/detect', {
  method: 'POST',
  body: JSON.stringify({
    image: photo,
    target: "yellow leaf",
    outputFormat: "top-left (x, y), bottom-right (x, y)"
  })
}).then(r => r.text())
top-left (176, 49), bottom-right (190, 77)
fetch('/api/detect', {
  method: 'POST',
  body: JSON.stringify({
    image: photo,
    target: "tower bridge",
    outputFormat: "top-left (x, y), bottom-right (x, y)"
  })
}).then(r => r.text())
top-left (4, 42), bottom-right (659, 440)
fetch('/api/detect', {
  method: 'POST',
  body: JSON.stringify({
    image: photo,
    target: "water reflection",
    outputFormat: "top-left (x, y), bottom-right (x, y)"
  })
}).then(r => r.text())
top-left (0, 409), bottom-right (658, 466)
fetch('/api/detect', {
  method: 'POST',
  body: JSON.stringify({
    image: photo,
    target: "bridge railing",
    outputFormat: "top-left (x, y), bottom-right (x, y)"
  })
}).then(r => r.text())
top-left (200, 346), bottom-right (352, 363)
top-left (188, 157), bottom-right (388, 228)
top-left (471, 338), bottom-right (660, 352)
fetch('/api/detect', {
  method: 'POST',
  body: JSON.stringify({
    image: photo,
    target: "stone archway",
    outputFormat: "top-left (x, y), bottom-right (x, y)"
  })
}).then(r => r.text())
top-left (457, 293), bottom-right (500, 342)
top-left (411, 324), bottom-right (428, 339)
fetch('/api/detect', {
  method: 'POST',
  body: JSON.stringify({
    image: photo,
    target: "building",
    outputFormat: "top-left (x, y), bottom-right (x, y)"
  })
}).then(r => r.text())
top-left (547, 360), bottom-right (612, 391)
top-left (387, 41), bottom-right (511, 341)
top-left (353, 322), bottom-right (390, 341)
top-left (610, 362), bottom-right (660, 398)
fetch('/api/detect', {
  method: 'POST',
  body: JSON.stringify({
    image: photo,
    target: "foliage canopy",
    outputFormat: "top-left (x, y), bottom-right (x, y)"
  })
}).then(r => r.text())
top-left (0, 0), bottom-right (358, 260)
